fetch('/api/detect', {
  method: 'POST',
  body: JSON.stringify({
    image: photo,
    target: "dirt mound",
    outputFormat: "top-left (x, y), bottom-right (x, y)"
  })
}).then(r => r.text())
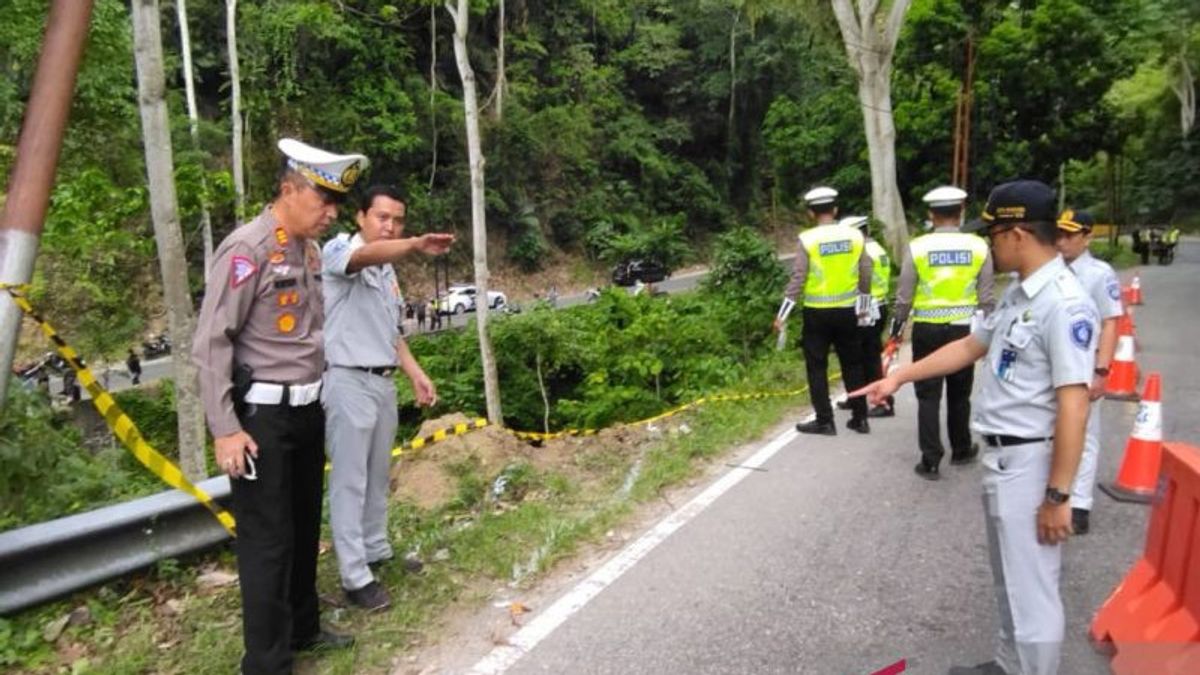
top-left (391, 413), bottom-right (655, 510)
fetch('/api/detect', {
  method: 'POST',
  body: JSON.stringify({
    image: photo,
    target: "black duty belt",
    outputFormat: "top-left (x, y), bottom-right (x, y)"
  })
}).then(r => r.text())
top-left (346, 365), bottom-right (397, 377)
top-left (983, 434), bottom-right (1054, 447)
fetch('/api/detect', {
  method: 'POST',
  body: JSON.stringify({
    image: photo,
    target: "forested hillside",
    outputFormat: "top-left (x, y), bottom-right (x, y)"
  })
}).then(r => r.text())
top-left (1, 0), bottom-right (1196, 356)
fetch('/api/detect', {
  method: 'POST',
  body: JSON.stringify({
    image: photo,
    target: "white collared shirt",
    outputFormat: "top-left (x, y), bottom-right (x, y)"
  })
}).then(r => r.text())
top-left (969, 255), bottom-right (1099, 436)
top-left (322, 233), bottom-right (403, 367)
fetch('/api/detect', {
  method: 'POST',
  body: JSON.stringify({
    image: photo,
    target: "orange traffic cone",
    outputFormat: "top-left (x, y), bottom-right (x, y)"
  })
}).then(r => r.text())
top-left (1128, 273), bottom-right (1143, 306)
top-left (1105, 314), bottom-right (1140, 401)
top-left (1100, 373), bottom-right (1164, 504)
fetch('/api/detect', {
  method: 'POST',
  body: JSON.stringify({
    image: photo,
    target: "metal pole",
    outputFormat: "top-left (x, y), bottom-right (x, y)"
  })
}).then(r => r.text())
top-left (0, 0), bottom-right (95, 406)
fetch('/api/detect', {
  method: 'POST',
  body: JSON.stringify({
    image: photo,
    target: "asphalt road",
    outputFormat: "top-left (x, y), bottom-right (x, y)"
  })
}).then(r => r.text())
top-left (466, 243), bottom-right (1197, 675)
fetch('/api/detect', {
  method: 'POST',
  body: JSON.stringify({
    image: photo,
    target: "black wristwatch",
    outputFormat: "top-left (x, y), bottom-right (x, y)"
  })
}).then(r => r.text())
top-left (1094, 366), bottom-right (1110, 377)
top-left (1044, 487), bottom-right (1070, 505)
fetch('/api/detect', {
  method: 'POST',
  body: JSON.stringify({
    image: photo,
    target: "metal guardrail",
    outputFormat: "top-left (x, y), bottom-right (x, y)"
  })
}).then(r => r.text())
top-left (0, 475), bottom-right (233, 615)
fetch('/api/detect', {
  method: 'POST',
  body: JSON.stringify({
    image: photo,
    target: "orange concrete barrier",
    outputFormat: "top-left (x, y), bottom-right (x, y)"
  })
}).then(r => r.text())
top-left (1090, 442), bottom-right (1200, 674)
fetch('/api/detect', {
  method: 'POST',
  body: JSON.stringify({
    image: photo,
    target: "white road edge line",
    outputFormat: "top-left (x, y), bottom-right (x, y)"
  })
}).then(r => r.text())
top-left (467, 426), bottom-right (801, 674)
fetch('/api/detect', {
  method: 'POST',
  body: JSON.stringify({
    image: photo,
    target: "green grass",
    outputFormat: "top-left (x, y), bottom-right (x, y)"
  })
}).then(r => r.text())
top-left (0, 350), bottom-right (812, 673)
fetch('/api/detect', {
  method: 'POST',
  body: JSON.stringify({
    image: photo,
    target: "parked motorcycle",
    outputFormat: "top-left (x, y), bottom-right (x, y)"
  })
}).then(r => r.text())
top-left (142, 332), bottom-right (171, 359)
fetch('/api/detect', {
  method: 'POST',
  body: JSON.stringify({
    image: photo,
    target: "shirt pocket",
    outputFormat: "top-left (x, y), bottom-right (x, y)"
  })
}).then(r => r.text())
top-left (994, 323), bottom-right (1035, 384)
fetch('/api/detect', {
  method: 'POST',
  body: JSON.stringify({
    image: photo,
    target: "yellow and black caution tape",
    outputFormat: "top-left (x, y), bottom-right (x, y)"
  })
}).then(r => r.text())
top-left (388, 417), bottom-right (488, 459)
top-left (402, 373), bottom-right (840, 448)
top-left (1, 284), bottom-right (237, 537)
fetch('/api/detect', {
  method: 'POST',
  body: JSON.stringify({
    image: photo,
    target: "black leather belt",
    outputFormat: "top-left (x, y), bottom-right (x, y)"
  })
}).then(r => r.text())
top-left (347, 365), bottom-right (396, 377)
top-left (984, 434), bottom-right (1053, 447)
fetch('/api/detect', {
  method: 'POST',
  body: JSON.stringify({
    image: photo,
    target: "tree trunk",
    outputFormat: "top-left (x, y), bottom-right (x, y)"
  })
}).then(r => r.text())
top-left (831, 0), bottom-right (913, 258)
top-left (175, 0), bottom-right (215, 277)
top-left (130, 0), bottom-right (207, 480)
top-left (494, 0), bottom-right (506, 121)
top-left (429, 3), bottom-right (438, 191)
top-left (1169, 51), bottom-right (1195, 138)
top-left (447, 0), bottom-right (503, 424)
top-left (857, 66), bottom-right (908, 255)
top-left (226, 0), bottom-right (245, 224)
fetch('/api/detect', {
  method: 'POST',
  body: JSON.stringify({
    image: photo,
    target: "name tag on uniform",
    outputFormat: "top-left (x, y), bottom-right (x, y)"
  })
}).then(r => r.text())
top-left (818, 240), bottom-right (852, 256)
top-left (928, 250), bottom-right (973, 266)
top-left (996, 348), bottom-right (1018, 382)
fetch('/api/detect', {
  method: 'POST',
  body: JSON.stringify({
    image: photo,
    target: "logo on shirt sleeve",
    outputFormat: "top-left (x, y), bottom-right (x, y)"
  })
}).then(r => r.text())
top-left (230, 255), bottom-right (257, 289)
top-left (1106, 278), bottom-right (1121, 300)
top-left (1070, 318), bottom-right (1094, 350)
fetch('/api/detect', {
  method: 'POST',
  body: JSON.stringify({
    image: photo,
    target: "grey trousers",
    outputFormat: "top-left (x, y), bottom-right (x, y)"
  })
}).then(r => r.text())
top-left (323, 367), bottom-right (397, 591)
top-left (982, 440), bottom-right (1063, 675)
top-left (1069, 407), bottom-right (1101, 511)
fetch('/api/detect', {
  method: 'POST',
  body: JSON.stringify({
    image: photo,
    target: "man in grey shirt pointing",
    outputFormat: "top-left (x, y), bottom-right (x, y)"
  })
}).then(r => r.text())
top-left (322, 185), bottom-right (454, 611)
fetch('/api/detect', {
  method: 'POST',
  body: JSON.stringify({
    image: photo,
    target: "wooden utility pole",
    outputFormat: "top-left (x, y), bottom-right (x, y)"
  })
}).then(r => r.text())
top-left (0, 0), bottom-right (95, 406)
top-left (951, 35), bottom-right (976, 188)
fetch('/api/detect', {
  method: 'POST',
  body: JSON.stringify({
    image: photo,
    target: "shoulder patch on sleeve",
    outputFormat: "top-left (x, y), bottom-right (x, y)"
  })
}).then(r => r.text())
top-left (230, 255), bottom-right (258, 288)
top-left (1070, 317), bottom-right (1095, 350)
top-left (1105, 274), bottom-right (1121, 300)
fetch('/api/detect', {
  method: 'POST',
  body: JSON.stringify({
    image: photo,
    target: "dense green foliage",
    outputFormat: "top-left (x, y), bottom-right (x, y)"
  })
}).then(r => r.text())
top-left (0, 384), bottom-right (165, 529)
top-left (405, 227), bottom-right (787, 433)
top-left (1, 0), bottom-right (1194, 356)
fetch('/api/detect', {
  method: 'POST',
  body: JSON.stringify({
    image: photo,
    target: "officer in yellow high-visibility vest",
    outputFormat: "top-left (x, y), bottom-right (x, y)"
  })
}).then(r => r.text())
top-left (892, 186), bottom-right (995, 479)
top-left (774, 186), bottom-right (874, 435)
top-left (836, 215), bottom-right (895, 418)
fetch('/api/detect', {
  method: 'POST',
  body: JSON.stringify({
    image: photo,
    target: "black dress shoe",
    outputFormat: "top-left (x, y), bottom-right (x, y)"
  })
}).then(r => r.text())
top-left (344, 580), bottom-right (391, 612)
top-left (867, 404), bottom-right (894, 418)
top-left (913, 461), bottom-right (940, 481)
top-left (796, 419), bottom-right (836, 435)
top-left (947, 660), bottom-right (1008, 674)
top-left (950, 443), bottom-right (980, 465)
top-left (835, 398), bottom-right (852, 410)
top-left (1072, 507), bottom-right (1091, 534)
top-left (293, 628), bottom-right (355, 652)
top-left (846, 417), bottom-right (870, 434)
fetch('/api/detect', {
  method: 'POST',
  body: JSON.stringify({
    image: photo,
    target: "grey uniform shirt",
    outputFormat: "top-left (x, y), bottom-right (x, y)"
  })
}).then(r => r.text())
top-left (892, 226), bottom-right (996, 326)
top-left (782, 223), bottom-right (873, 302)
top-left (192, 206), bottom-right (325, 437)
top-left (969, 255), bottom-right (1099, 437)
top-left (1069, 250), bottom-right (1123, 321)
top-left (322, 233), bottom-right (403, 367)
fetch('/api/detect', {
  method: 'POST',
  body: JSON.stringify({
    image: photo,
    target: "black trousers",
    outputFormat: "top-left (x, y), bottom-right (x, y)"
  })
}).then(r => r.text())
top-left (860, 306), bottom-right (888, 386)
top-left (231, 400), bottom-right (326, 675)
top-left (802, 306), bottom-right (867, 423)
top-left (912, 322), bottom-right (974, 465)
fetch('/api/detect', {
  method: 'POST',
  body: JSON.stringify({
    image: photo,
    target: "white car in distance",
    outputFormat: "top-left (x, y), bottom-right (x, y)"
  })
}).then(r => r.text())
top-left (437, 284), bottom-right (507, 315)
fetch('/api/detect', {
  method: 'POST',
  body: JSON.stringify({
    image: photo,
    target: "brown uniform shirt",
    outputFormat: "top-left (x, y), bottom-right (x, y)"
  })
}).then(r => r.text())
top-left (192, 206), bottom-right (325, 437)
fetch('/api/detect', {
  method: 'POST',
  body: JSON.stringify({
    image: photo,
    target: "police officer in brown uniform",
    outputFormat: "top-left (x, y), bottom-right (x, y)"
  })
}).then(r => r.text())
top-left (193, 138), bottom-right (366, 674)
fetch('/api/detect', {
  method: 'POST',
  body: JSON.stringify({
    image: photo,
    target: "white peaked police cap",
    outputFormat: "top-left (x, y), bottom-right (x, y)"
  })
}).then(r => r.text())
top-left (277, 138), bottom-right (369, 193)
top-left (922, 185), bottom-right (968, 208)
top-left (803, 186), bottom-right (838, 206)
top-left (838, 215), bottom-right (869, 230)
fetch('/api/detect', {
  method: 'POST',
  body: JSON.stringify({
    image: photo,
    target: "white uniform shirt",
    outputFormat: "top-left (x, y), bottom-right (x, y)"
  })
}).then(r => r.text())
top-left (969, 256), bottom-right (1099, 437)
top-left (1069, 250), bottom-right (1123, 321)
top-left (322, 233), bottom-right (404, 367)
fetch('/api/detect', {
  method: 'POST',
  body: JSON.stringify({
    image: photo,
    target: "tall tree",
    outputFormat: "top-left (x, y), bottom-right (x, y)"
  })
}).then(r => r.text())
top-left (174, 0), bottom-right (215, 276)
top-left (830, 0), bottom-right (912, 255)
top-left (226, 0), bottom-right (245, 223)
top-left (447, 0), bottom-right (503, 424)
top-left (129, 0), bottom-right (206, 480)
